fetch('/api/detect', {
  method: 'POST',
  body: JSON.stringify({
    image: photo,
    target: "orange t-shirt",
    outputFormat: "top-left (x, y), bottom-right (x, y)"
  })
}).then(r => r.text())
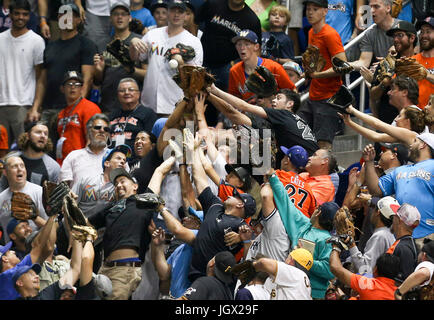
top-left (275, 170), bottom-right (317, 218)
top-left (299, 172), bottom-right (335, 205)
top-left (228, 58), bottom-right (295, 101)
top-left (350, 274), bottom-right (397, 300)
top-left (308, 24), bottom-right (345, 101)
top-left (413, 53), bottom-right (434, 109)
top-left (0, 125), bottom-right (8, 150)
top-left (57, 98), bottom-right (101, 165)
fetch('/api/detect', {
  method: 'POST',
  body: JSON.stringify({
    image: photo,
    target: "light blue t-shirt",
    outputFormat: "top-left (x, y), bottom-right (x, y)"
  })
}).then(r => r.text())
top-left (0, 254), bottom-right (32, 300)
top-left (379, 159), bottom-right (434, 239)
top-left (131, 7), bottom-right (156, 28)
top-left (326, 0), bottom-right (355, 45)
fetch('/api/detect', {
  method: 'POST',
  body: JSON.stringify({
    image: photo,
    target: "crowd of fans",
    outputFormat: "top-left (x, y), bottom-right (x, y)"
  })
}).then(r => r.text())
top-left (0, 0), bottom-right (433, 301)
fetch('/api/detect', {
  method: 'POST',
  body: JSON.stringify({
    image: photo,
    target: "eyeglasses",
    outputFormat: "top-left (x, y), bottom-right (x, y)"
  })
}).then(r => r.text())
top-left (65, 82), bottom-right (83, 88)
top-left (92, 125), bottom-right (111, 132)
top-left (118, 88), bottom-right (140, 93)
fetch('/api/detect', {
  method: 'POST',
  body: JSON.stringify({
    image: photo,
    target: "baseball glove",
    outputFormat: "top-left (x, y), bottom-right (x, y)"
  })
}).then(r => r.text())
top-left (245, 66), bottom-right (277, 97)
top-left (164, 43), bottom-right (196, 63)
top-left (129, 18), bottom-right (144, 34)
top-left (173, 65), bottom-right (215, 98)
top-left (302, 46), bottom-right (326, 75)
top-left (327, 85), bottom-right (355, 114)
top-left (230, 260), bottom-right (256, 288)
top-left (43, 181), bottom-right (70, 216)
top-left (374, 54), bottom-right (396, 83)
top-left (391, 0), bottom-right (403, 18)
top-left (419, 279), bottom-right (434, 300)
top-left (106, 38), bottom-right (136, 73)
top-left (62, 194), bottom-right (97, 243)
top-left (332, 57), bottom-right (354, 74)
top-left (326, 235), bottom-right (351, 251)
top-left (11, 192), bottom-right (38, 221)
top-left (333, 206), bottom-right (356, 238)
top-left (395, 57), bottom-right (428, 81)
top-left (135, 192), bottom-right (165, 210)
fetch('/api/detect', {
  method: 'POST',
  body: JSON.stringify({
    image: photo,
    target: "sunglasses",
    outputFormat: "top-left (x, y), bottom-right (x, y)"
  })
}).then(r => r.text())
top-left (93, 125), bottom-right (111, 132)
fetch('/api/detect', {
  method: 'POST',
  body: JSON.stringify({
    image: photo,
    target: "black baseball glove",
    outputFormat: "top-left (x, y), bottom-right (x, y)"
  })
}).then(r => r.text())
top-left (332, 57), bottom-right (354, 74)
top-left (43, 181), bottom-right (70, 216)
top-left (164, 43), bottom-right (196, 63)
top-left (106, 38), bottom-right (136, 73)
top-left (135, 193), bottom-right (166, 210)
top-left (230, 260), bottom-right (256, 288)
top-left (245, 66), bottom-right (277, 98)
top-left (327, 85), bottom-right (355, 114)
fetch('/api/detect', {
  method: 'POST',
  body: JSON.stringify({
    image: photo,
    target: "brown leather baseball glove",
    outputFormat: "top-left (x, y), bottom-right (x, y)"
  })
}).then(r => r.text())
top-left (11, 192), bottom-right (38, 221)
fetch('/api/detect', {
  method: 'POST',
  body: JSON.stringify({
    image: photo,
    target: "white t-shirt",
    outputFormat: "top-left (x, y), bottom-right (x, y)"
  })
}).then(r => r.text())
top-left (244, 283), bottom-right (271, 300)
top-left (0, 182), bottom-right (48, 242)
top-left (266, 261), bottom-right (312, 300)
top-left (415, 261), bottom-right (434, 286)
top-left (246, 208), bottom-right (291, 262)
top-left (0, 29), bottom-right (45, 106)
top-left (59, 147), bottom-right (108, 189)
top-left (85, 0), bottom-right (130, 16)
top-left (139, 26), bottom-right (203, 114)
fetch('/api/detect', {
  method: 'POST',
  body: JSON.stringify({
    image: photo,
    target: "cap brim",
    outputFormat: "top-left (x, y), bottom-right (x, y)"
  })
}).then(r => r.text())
top-left (109, 168), bottom-right (135, 184)
top-left (280, 146), bottom-right (290, 155)
top-left (188, 206), bottom-right (204, 222)
top-left (0, 241), bottom-right (13, 257)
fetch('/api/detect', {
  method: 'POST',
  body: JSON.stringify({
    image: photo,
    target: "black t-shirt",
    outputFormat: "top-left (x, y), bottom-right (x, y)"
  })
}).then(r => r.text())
top-left (43, 34), bottom-right (97, 110)
top-left (261, 31), bottom-right (295, 60)
top-left (264, 108), bottom-right (319, 156)
top-left (183, 276), bottom-right (233, 300)
top-left (100, 33), bottom-right (143, 114)
top-left (392, 236), bottom-right (419, 282)
top-left (189, 187), bottom-right (246, 282)
top-left (88, 196), bottom-right (153, 261)
top-left (75, 279), bottom-right (100, 300)
top-left (131, 148), bottom-right (163, 194)
top-left (109, 104), bottom-right (157, 154)
top-left (197, 0), bottom-right (262, 66)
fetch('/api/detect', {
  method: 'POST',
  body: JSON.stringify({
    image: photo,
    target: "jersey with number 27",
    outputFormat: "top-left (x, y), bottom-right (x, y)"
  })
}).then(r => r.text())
top-left (275, 170), bottom-right (317, 218)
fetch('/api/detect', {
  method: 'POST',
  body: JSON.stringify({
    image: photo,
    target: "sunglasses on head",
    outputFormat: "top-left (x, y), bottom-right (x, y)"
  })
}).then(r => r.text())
top-left (93, 125), bottom-right (111, 132)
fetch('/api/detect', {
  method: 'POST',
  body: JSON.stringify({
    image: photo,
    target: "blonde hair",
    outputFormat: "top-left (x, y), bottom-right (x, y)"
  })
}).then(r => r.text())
top-left (269, 5), bottom-right (291, 26)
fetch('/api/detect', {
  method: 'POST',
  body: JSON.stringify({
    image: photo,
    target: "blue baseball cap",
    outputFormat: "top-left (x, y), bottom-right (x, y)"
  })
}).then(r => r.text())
top-left (0, 241), bottom-right (12, 258)
top-left (11, 264), bottom-right (42, 284)
top-left (320, 202), bottom-right (340, 224)
top-left (232, 188), bottom-right (257, 218)
top-left (7, 218), bottom-right (26, 236)
top-left (232, 29), bottom-right (259, 45)
top-left (102, 144), bottom-right (132, 169)
top-left (151, 118), bottom-right (168, 138)
top-left (280, 145), bottom-right (308, 169)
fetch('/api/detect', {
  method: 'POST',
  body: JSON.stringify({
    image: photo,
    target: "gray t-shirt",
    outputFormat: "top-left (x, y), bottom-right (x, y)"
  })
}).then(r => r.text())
top-left (359, 19), bottom-right (402, 62)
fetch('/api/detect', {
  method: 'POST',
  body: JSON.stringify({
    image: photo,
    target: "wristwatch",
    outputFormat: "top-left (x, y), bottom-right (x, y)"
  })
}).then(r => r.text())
top-left (332, 247), bottom-right (342, 254)
top-left (159, 206), bottom-right (169, 214)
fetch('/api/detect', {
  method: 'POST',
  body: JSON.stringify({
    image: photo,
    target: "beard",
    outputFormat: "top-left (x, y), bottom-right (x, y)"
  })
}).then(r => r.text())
top-left (409, 146), bottom-right (420, 162)
top-left (29, 140), bottom-right (46, 152)
top-left (89, 137), bottom-right (107, 149)
top-left (424, 109), bottom-right (434, 127)
top-left (420, 38), bottom-right (434, 51)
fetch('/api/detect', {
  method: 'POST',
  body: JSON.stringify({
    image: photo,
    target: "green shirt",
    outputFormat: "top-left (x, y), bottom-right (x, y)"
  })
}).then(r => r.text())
top-left (245, 0), bottom-right (279, 31)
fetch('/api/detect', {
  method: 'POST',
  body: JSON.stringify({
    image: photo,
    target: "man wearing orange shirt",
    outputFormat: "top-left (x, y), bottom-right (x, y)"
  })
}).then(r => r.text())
top-left (56, 71), bottom-right (101, 165)
top-left (228, 29), bottom-right (295, 104)
top-left (413, 17), bottom-right (434, 109)
top-left (297, 0), bottom-right (348, 150)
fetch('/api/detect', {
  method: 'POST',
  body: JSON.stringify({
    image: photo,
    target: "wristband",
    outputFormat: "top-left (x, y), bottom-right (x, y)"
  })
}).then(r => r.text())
top-left (355, 181), bottom-right (362, 187)
top-left (243, 240), bottom-right (251, 244)
top-left (159, 206), bottom-right (169, 213)
top-left (40, 20), bottom-right (48, 27)
top-left (332, 247), bottom-right (341, 254)
top-left (395, 288), bottom-right (403, 298)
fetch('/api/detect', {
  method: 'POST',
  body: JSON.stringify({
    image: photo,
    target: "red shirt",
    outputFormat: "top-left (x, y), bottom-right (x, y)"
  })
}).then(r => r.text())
top-left (57, 98), bottom-right (101, 165)
top-left (308, 24), bottom-right (345, 100)
top-left (228, 58), bottom-right (295, 101)
top-left (298, 172), bottom-right (335, 205)
top-left (0, 125), bottom-right (8, 150)
top-left (350, 274), bottom-right (397, 300)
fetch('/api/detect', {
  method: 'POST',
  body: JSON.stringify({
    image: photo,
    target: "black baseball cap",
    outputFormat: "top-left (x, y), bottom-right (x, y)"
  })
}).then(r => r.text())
top-left (379, 143), bottom-right (409, 165)
top-left (225, 164), bottom-right (252, 191)
top-left (109, 168), bottom-right (137, 184)
top-left (416, 17), bottom-right (434, 31)
top-left (386, 20), bottom-right (417, 36)
top-left (214, 251), bottom-right (236, 284)
top-left (62, 70), bottom-right (83, 85)
top-left (422, 239), bottom-right (434, 263)
top-left (168, 0), bottom-right (187, 11)
top-left (150, 0), bottom-right (168, 14)
top-left (232, 188), bottom-right (256, 218)
top-left (303, 0), bottom-right (328, 8)
top-left (58, 3), bottom-right (80, 16)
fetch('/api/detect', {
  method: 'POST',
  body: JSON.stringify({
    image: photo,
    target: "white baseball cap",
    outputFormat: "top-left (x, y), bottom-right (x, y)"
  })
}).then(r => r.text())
top-left (377, 196), bottom-right (400, 219)
top-left (417, 132), bottom-right (434, 150)
top-left (396, 203), bottom-right (421, 228)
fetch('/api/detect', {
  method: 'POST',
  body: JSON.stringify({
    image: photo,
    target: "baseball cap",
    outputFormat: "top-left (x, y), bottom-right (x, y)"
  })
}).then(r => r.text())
top-left (150, 0), bottom-right (168, 14)
top-left (214, 251), bottom-right (236, 284)
top-left (183, 0), bottom-right (195, 13)
top-left (62, 70), bottom-right (83, 85)
top-left (377, 196), bottom-right (400, 220)
top-left (225, 164), bottom-right (252, 191)
top-left (416, 16), bottom-right (434, 31)
top-left (386, 20), bottom-right (417, 36)
top-left (92, 273), bottom-right (113, 299)
top-left (58, 3), bottom-right (80, 16)
top-left (109, 168), bottom-right (137, 184)
top-left (102, 144), bottom-right (132, 169)
top-left (290, 248), bottom-right (314, 271)
top-left (151, 118), bottom-right (167, 138)
top-left (319, 201), bottom-right (340, 225)
top-left (379, 143), bottom-right (409, 165)
top-left (303, 0), bottom-right (328, 8)
top-left (422, 239), bottom-right (434, 263)
top-left (280, 145), bottom-right (308, 169)
top-left (110, 1), bottom-right (130, 14)
top-left (188, 206), bottom-right (204, 222)
top-left (7, 218), bottom-right (26, 236)
top-left (282, 61), bottom-right (303, 76)
top-left (0, 241), bottom-right (12, 258)
top-left (232, 188), bottom-right (257, 218)
top-left (417, 132), bottom-right (434, 150)
top-left (395, 203), bottom-right (421, 228)
top-left (11, 264), bottom-right (42, 284)
top-left (231, 29), bottom-right (259, 45)
top-left (168, 0), bottom-right (187, 11)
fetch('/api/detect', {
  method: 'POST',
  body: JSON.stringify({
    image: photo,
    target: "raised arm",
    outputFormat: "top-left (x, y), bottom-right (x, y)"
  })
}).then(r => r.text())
top-left (159, 206), bottom-right (196, 245)
top-left (198, 147), bottom-right (220, 187)
top-left (58, 238), bottom-right (83, 291)
top-left (150, 227), bottom-right (171, 292)
top-left (395, 267), bottom-right (432, 300)
top-left (329, 248), bottom-right (353, 287)
top-left (79, 238), bottom-right (96, 287)
top-left (362, 144), bottom-right (383, 197)
top-left (207, 93), bottom-right (252, 126)
top-left (147, 156), bottom-right (176, 195)
top-left (30, 214), bottom-right (59, 264)
top-left (341, 113), bottom-right (397, 143)
top-left (185, 129), bottom-right (209, 195)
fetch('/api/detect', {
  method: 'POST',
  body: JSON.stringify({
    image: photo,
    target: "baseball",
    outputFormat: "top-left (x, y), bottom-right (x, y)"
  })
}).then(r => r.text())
top-left (169, 59), bottom-right (178, 69)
